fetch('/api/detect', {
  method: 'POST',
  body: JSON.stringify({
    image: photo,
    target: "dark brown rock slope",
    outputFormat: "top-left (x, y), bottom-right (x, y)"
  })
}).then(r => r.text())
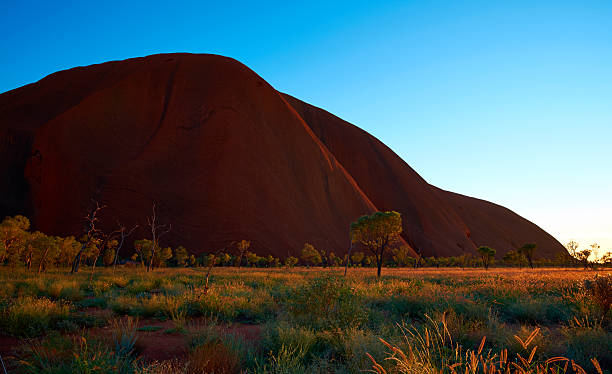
top-left (0, 53), bottom-right (566, 258)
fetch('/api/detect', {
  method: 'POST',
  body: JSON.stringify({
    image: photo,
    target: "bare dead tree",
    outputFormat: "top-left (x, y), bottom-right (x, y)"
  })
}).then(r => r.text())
top-left (146, 203), bottom-right (171, 272)
top-left (112, 221), bottom-right (138, 270)
top-left (71, 200), bottom-right (105, 274)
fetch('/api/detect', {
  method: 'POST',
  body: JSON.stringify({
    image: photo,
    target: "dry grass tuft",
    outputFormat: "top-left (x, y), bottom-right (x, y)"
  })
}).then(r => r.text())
top-left (185, 341), bottom-right (241, 374)
top-left (367, 316), bottom-right (605, 374)
top-left (584, 275), bottom-right (612, 320)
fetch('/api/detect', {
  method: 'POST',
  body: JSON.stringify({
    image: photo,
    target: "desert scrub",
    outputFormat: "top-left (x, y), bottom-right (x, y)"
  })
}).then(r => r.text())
top-left (584, 274), bottom-right (612, 320)
top-left (367, 315), bottom-right (607, 374)
top-left (0, 296), bottom-right (71, 337)
top-left (501, 296), bottom-right (573, 324)
top-left (20, 335), bottom-right (138, 374)
top-left (111, 316), bottom-right (140, 358)
top-left (260, 323), bottom-right (317, 365)
top-left (259, 323), bottom-right (375, 372)
top-left (562, 318), bottom-right (612, 369)
top-left (186, 291), bottom-right (239, 321)
top-left (47, 279), bottom-right (84, 301)
top-left (110, 294), bottom-right (181, 318)
top-left (188, 324), bottom-right (255, 372)
top-left (288, 275), bottom-right (367, 331)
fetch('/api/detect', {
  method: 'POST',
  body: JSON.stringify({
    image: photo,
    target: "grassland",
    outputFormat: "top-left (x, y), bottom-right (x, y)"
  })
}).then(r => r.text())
top-left (0, 267), bottom-right (610, 373)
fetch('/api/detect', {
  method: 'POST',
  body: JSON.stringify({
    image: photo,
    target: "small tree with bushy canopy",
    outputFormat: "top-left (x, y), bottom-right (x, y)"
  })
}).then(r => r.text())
top-left (519, 243), bottom-right (537, 269)
top-left (350, 211), bottom-right (403, 278)
top-left (477, 246), bottom-right (496, 270)
top-left (300, 243), bottom-right (322, 267)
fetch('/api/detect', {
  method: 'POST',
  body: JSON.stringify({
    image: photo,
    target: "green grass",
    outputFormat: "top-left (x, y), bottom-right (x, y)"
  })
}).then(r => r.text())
top-left (0, 267), bottom-right (610, 373)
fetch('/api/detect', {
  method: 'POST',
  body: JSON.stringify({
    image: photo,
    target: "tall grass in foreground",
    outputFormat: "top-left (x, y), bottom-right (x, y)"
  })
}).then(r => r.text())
top-left (367, 315), bottom-right (604, 374)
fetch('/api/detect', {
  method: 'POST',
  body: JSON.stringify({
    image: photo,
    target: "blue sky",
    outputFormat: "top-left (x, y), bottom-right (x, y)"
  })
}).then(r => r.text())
top-left (1, 0), bottom-right (610, 255)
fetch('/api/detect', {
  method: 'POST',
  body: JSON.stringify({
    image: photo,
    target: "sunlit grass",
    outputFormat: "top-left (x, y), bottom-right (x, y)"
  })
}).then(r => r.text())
top-left (0, 267), bottom-right (610, 372)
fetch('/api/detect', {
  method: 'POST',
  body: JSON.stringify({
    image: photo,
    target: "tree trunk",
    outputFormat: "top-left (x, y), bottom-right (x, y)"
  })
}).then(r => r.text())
top-left (376, 254), bottom-right (383, 278)
top-left (344, 242), bottom-right (353, 276)
top-left (90, 249), bottom-right (102, 282)
top-left (113, 237), bottom-right (125, 269)
top-left (147, 241), bottom-right (156, 272)
top-left (38, 248), bottom-right (50, 273)
top-left (71, 240), bottom-right (90, 274)
top-left (71, 251), bottom-right (83, 273)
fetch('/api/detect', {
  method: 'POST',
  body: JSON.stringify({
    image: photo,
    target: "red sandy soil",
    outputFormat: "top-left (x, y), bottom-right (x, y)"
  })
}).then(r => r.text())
top-left (0, 318), bottom-right (261, 367)
top-left (94, 317), bottom-right (260, 363)
top-left (0, 53), bottom-right (566, 258)
top-left (0, 334), bottom-right (20, 359)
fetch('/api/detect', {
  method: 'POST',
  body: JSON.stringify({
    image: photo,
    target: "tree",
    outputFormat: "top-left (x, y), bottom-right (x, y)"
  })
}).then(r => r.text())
top-left (350, 251), bottom-right (365, 266)
top-left (188, 254), bottom-right (197, 267)
top-left (477, 246), bottom-right (496, 270)
top-left (173, 246), bottom-right (189, 267)
top-left (245, 251), bottom-right (259, 267)
top-left (590, 243), bottom-right (601, 260)
top-left (217, 252), bottom-right (232, 266)
top-left (320, 250), bottom-right (329, 267)
top-left (90, 232), bottom-right (119, 280)
top-left (154, 247), bottom-right (173, 267)
top-left (502, 249), bottom-right (525, 267)
top-left (426, 256), bottom-right (440, 268)
top-left (392, 245), bottom-right (413, 267)
top-left (566, 240), bottom-right (579, 261)
top-left (265, 254), bottom-right (275, 267)
top-left (146, 203), bottom-right (171, 272)
top-left (413, 247), bottom-right (424, 269)
top-left (457, 253), bottom-right (474, 269)
top-left (519, 243), bottom-right (537, 269)
top-left (71, 201), bottom-right (104, 273)
top-left (133, 239), bottom-right (153, 268)
top-left (600, 252), bottom-right (612, 267)
top-left (285, 256), bottom-right (298, 268)
top-left (103, 245), bottom-right (116, 266)
top-left (350, 211), bottom-right (403, 278)
top-left (33, 234), bottom-right (58, 273)
top-left (328, 252), bottom-right (341, 267)
top-left (112, 221), bottom-right (138, 269)
top-left (0, 215), bottom-right (30, 265)
top-left (576, 249), bottom-right (592, 269)
top-left (300, 243), bottom-right (322, 267)
top-left (54, 236), bottom-right (80, 268)
top-left (235, 240), bottom-right (251, 268)
top-left (202, 250), bottom-right (223, 293)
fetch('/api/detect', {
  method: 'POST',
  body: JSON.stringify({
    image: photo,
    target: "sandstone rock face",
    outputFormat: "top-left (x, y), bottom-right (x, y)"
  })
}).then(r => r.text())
top-left (0, 53), bottom-right (566, 258)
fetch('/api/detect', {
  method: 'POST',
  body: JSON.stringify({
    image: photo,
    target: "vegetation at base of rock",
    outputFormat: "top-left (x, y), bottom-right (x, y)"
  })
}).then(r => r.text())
top-left (2, 215), bottom-right (611, 276)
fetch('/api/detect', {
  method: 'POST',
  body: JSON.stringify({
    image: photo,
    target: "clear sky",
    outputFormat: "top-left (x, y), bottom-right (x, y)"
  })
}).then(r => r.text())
top-left (1, 0), bottom-right (610, 256)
